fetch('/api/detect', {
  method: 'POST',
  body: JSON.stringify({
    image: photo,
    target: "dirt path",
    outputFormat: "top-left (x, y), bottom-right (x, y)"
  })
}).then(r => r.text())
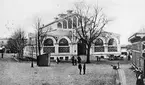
top-left (120, 64), bottom-right (136, 85)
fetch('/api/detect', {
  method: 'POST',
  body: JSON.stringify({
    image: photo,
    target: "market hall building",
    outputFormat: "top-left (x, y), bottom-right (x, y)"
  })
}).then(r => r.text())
top-left (26, 10), bottom-right (121, 61)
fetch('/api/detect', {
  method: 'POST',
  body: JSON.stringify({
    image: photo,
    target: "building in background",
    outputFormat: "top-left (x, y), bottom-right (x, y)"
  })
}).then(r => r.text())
top-left (25, 10), bottom-right (121, 61)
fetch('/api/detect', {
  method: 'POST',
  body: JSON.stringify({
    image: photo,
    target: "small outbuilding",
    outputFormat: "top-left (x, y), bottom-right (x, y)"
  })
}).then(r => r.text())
top-left (37, 53), bottom-right (50, 66)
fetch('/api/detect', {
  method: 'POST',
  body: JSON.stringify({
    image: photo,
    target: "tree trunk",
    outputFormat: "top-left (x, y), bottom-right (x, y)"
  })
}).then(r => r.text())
top-left (38, 22), bottom-right (41, 56)
top-left (86, 45), bottom-right (91, 63)
top-left (18, 49), bottom-right (23, 58)
top-left (38, 34), bottom-right (41, 56)
top-left (35, 36), bottom-right (38, 57)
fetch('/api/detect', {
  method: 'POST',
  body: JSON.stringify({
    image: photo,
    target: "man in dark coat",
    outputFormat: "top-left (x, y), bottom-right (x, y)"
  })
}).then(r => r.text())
top-left (71, 56), bottom-right (75, 65)
top-left (56, 57), bottom-right (60, 64)
top-left (77, 56), bottom-right (81, 63)
top-left (136, 74), bottom-right (144, 85)
top-left (78, 63), bottom-right (82, 75)
top-left (74, 58), bottom-right (77, 65)
top-left (83, 63), bottom-right (86, 75)
top-left (1, 47), bottom-right (5, 58)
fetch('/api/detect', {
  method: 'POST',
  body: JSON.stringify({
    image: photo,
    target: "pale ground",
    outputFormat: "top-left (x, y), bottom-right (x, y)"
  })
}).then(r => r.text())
top-left (0, 54), bottom-right (116, 85)
top-left (121, 64), bottom-right (136, 85)
top-left (0, 54), bottom-right (137, 85)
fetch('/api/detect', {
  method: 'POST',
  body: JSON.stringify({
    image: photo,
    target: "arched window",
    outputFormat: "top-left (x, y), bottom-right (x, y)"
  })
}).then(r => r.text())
top-left (59, 38), bottom-right (69, 53)
top-left (68, 18), bottom-right (72, 29)
top-left (44, 39), bottom-right (53, 46)
top-left (94, 38), bottom-right (104, 52)
top-left (43, 38), bottom-right (55, 53)
top-left (73, 17), bottom-right (77, 28)
top-left (57, 22), bottom-right (62, 28)
top-left (108, 38), bottom-right (117, 46)
top-left (108, 38), bottom-right (117, 52)
top-left (63, 20), bottom-right (67, 29)
top-left (95, 38), bottom-right (103, 46)
top-left (59, 38), bottom-right (68, 46)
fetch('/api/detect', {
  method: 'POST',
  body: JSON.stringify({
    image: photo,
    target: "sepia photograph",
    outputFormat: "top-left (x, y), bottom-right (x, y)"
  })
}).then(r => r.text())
top-left (1, 0), bottom-right (145, 85)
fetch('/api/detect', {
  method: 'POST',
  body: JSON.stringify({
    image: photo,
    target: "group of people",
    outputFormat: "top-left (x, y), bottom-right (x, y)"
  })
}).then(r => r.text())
top-left (78, 63), bottom-right (86, 75)
top-left (71, 56), bottom-right (77, 66)
top-left (55, 56), bottom-right (86, 75)
top-left (71, 56), bottom-right (81, 65)
top-left (71, 56), bottom-right (86, 75)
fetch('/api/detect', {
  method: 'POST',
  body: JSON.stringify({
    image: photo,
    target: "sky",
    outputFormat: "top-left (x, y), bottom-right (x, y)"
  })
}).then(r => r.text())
top-left (2, 0), bottom-right (145, 45)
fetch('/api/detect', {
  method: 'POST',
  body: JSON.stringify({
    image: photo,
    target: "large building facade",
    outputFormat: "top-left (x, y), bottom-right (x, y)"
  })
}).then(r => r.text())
top-left (25, 10), bottom-right (121, 61)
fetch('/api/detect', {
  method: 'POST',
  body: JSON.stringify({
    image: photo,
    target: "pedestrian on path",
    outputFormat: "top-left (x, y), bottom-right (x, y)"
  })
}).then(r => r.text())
top-left (56, 57), bottom-right (60, 64)
top-left (77, 56), bottom-right (81, 63)
top-left (136, 74), bottom-right (144, 85)
top-left (78, 63), bottom-right (82, 75)
top-left (83, 63), bottom-right (86, 75)
top-left (1, 48), bottom-right (5, 58)
top-left (74, 58), bottom-right (77, 65)
top-left (71, 56), bottom-right (75, 65)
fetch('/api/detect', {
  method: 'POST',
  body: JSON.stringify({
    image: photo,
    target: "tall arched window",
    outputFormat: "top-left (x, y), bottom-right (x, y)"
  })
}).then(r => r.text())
top-left (59, 38), bottom-right (68, 46)
top-left (95, 38), bottom-right (103, 46)
top-left (108, 38), bottom-right (117, 46)
top-left (68, 18), bottom-right (72, 29)
top-left (57, 22), bottom-right (62, 28)
top-left (63, 20), bottom-right (67, 29)
top-left (43, 38), bottom-right (55, 53)
top-left (59, 38), bottom-right (69, 53)
top-left (44, 39), bottom-right (53, 46)
top-left (94, 38), bottom-right (104, 52)
top-left (73, 17), bottom-right (77, 28)
top-left (108, 38), bottom-right (117, 52)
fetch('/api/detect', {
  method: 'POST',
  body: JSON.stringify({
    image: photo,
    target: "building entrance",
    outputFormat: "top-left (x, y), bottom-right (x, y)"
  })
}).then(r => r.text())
top-left (77, 39), bottom-right (86, 55)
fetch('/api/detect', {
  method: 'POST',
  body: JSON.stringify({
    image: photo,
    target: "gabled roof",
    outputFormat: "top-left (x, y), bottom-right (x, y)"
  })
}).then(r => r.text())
top-left (47, 29), bottom-right (73, 37)
top-left (41, 12), bottom-right (78, 29)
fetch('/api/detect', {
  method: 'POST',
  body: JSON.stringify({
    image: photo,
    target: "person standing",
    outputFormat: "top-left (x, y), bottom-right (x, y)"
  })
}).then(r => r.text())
top-left (78, 63), bottom-right (82, 75)
top-left (1, 47), bottom-right (5, 58)
top-left (71, 56), bottom-right (75, 65)
top-left (77, 56), bottom-right (81, 63)
top-left (128, 52), bottom-right (131, 61)
top-left (97, 56), bottom-right (99, 61)
top-left (56, 57), bottom-right (60, 64)
top-left (136, 74), bottom-right (144, 85)
top-left (74, 58), bottom-right (77, 65)
top-left (83, 63), bottom-right (86, 75)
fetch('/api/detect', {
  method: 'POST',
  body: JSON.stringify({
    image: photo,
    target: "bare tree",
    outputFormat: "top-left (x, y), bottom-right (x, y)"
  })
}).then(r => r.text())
top-left (34, 18), bottom-right (49, 56)
top-left (74, 2), bottom-right (110, 63)
top-left (7, 28), bottom-right (27, 58)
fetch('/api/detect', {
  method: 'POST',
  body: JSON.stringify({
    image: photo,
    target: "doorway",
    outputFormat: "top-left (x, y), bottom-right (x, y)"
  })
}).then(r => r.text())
top-left (77, 39), bottom-right (86, 55)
